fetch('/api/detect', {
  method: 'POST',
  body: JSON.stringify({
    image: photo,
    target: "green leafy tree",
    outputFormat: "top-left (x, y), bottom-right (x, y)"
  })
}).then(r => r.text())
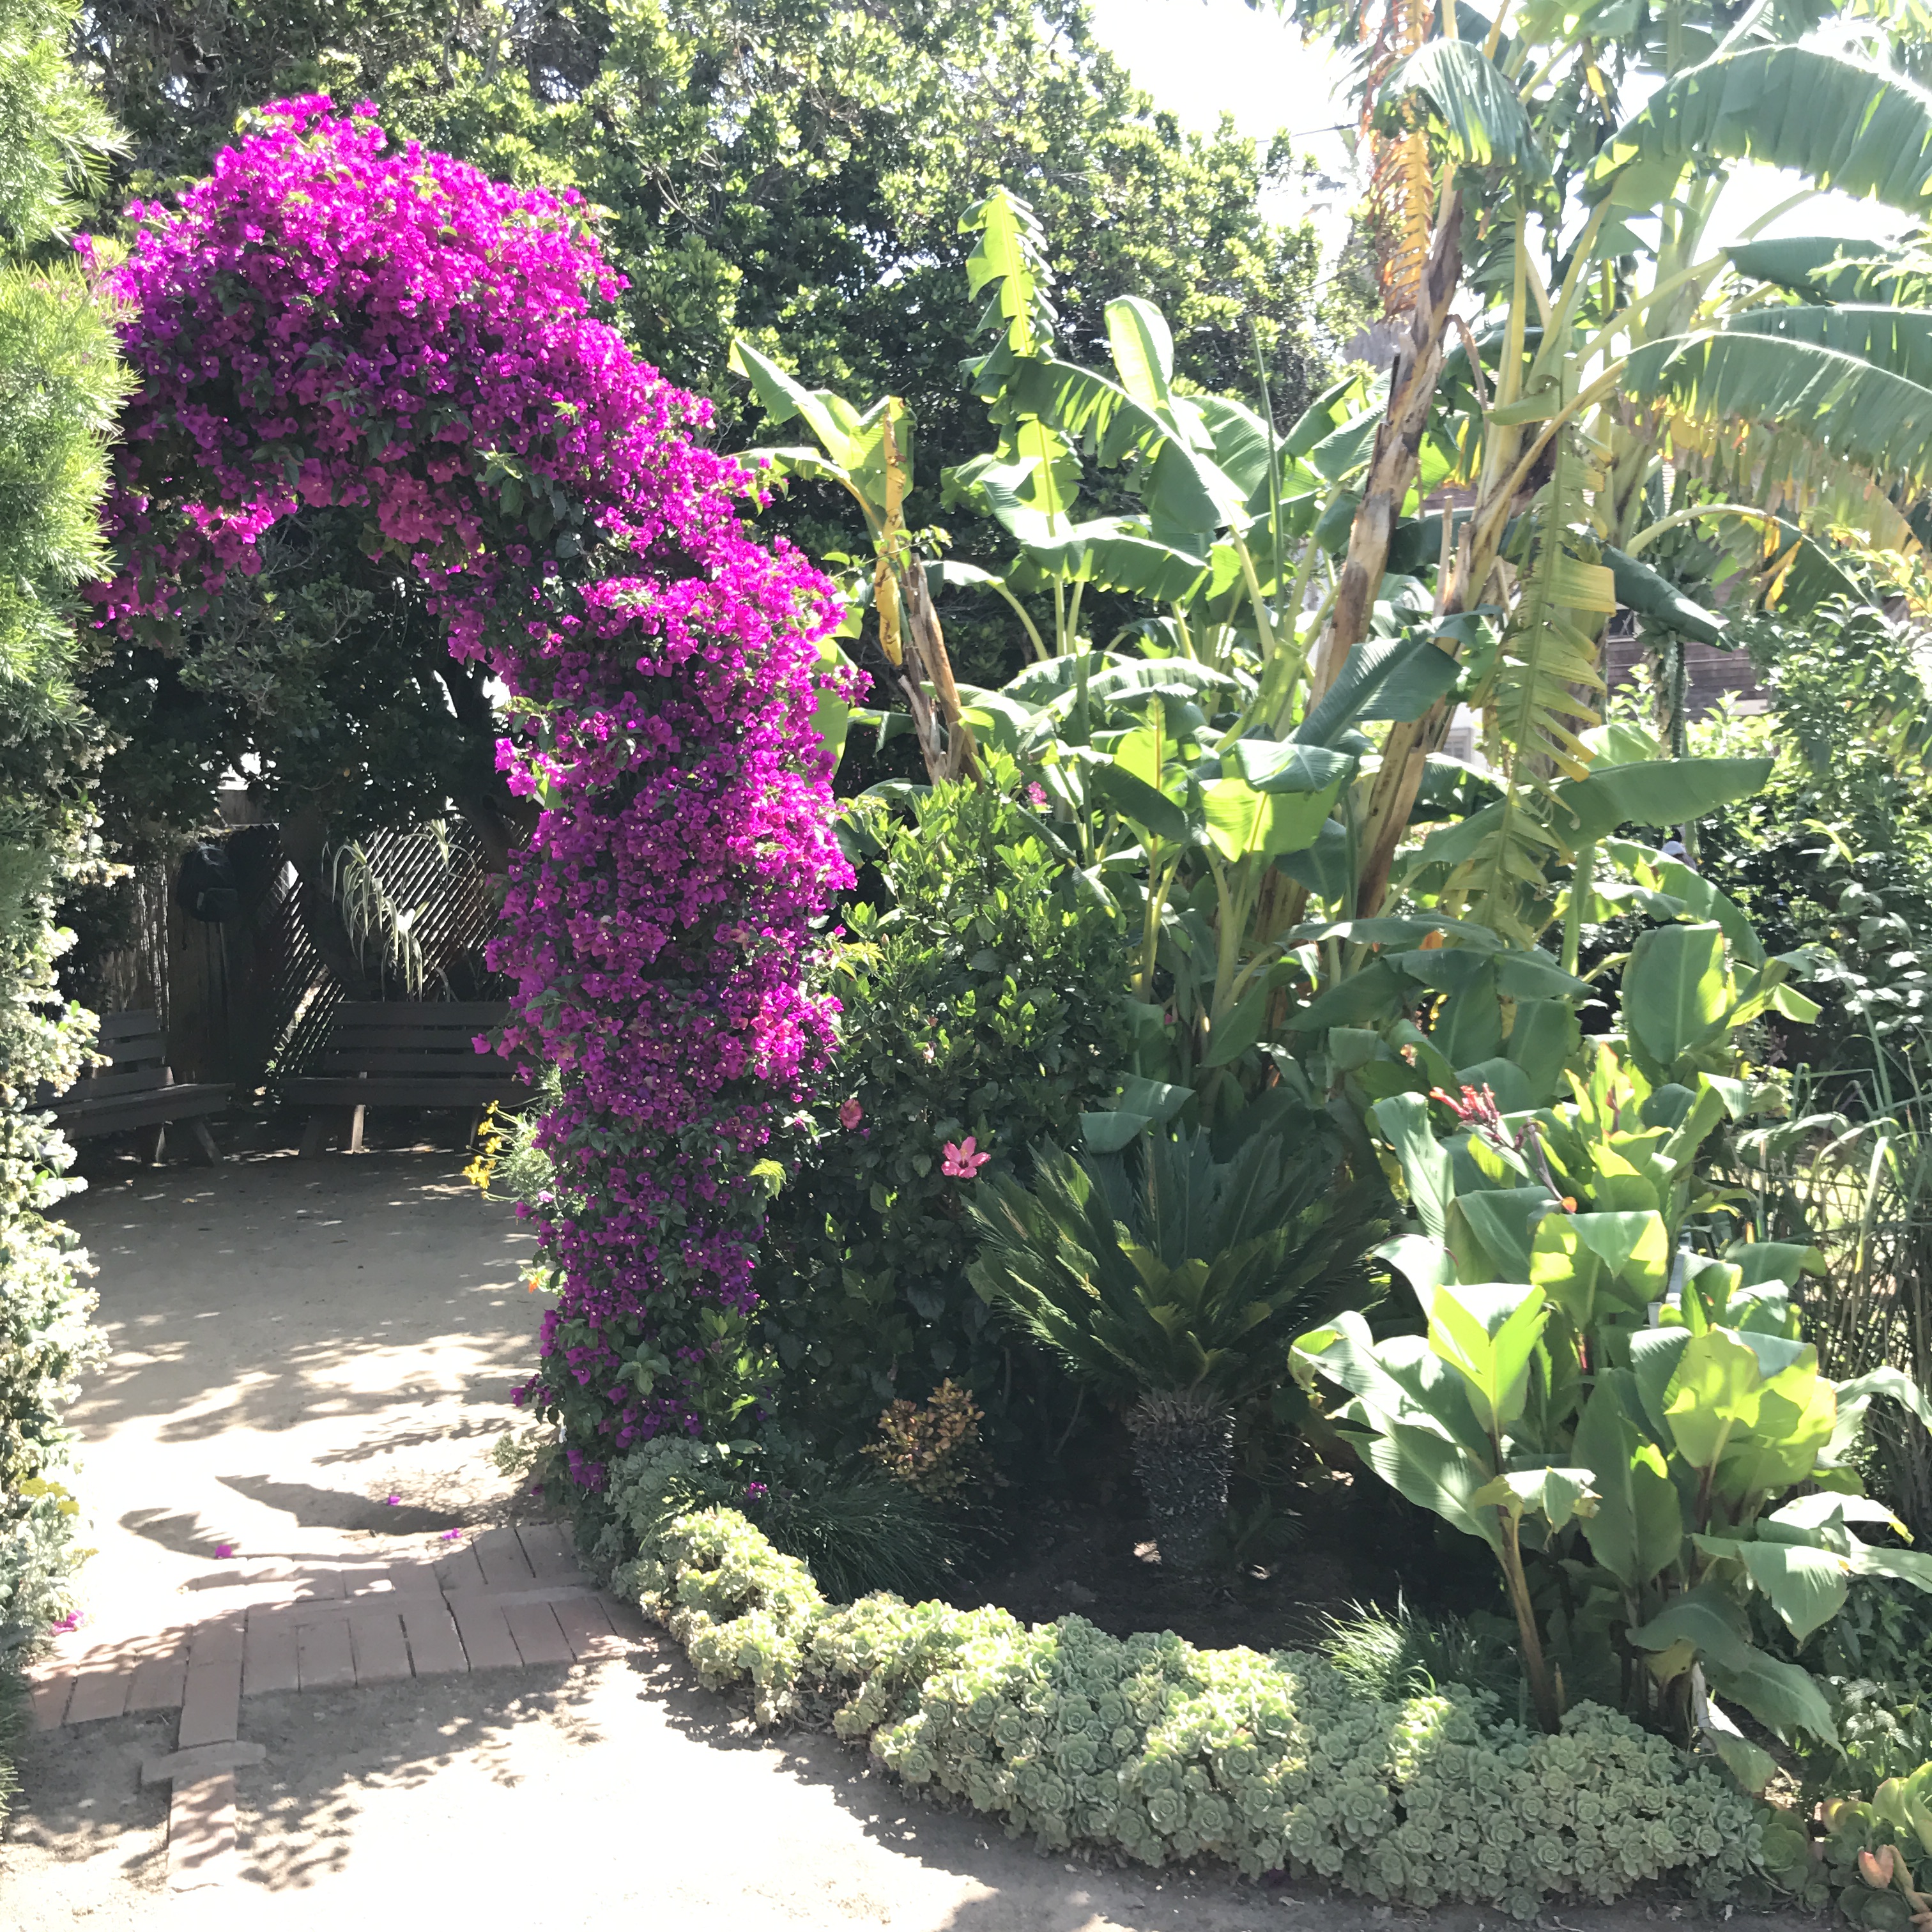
top-left (79, 0), bottom-right (1332, 440)
top-left (71, 0), bottom-right (1340, 893)
top-left (0, 0), bottom-right (125, 1653)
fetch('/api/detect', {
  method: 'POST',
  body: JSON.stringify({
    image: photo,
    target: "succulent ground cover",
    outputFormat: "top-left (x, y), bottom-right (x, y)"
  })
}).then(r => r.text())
top-left (613, 1475), bottom-right (1763, 1921)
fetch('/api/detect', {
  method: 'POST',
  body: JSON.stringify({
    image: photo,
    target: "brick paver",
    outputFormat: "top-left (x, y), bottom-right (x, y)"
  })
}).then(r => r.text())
top-left (27, 1528), bottom-right (643, 1901)
top-left (516, 1522), bottom-right (582, 1582)
top-left (553, 1594), bottom-right (619, 1662)
top-left (178, 1657), bottom-right (241, 1747)
top-left (241, 1611), bottom-right (299, 1696)
top-left (401, 1597), bottom-right (468, 1676)
top-left (166, 1770), bottom-right (238, 1891)
top-left (128, 1639), bottom-right (190, 1713)
top-left (503, 1600), bottom-right (572, 1667)
top-left (296, 1616), bottom-right (355, 1689)
top-left (29, 1531), bottom-right (634, 1730)
top-left (65, 1660), bottom-right (132, 1726)
top-left (347, 1611), bottom-right (411, 1683)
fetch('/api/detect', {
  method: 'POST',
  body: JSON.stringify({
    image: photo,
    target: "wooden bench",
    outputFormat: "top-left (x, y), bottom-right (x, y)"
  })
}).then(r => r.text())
top-left (49, 1010), bottom-right (229, 1165)
top-left (283, 1001), bottom-right (530, 1155)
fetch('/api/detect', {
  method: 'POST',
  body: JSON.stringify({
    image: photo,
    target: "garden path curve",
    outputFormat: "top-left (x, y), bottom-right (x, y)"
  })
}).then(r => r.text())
top-left (3, 1147), bottom-right (1817, 1932)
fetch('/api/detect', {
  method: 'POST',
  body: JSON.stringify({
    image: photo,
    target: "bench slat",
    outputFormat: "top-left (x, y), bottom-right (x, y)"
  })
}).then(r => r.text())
top-left (310, 1050), bottom-right (523, 1075)
top-left (63, 1066), bottom-right (172, 1099)
top-left (56, 1085), bottom-right (229, 1133)
top-left (284, 1077), bottom-right (526, 1108)
top-left (91, 1036), bottom-right (165, 1068)
top-left (330, 1002), bottom-right (510, 1027)
top-left (95, 1009), bottom-right (164, 1039)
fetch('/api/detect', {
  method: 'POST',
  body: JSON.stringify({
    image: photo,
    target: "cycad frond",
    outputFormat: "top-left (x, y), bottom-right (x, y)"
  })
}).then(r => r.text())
top-left (966, 1123), bottom-right (1384, 1408)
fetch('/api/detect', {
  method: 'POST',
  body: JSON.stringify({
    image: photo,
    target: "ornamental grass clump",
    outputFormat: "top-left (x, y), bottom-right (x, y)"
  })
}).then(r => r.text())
top-left (966, 1117), bottom-right (1383, 1570)
top-left (94, 98), bottom-right (856, 1499)
top-left (622, 1503), bottom-right (1764, 1919)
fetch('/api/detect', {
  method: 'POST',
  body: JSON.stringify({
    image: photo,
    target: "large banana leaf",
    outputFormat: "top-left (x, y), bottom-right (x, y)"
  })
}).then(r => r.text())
top-left (1603, 545), bottom-right (1725, 645)
top-left (1107, 296), bottom-right (1178, 417)
top-left (1549, 756), bottom-right (1772, 845)
top-left (1623, 923), bottom-right (1728, 1067)
top-left (1013, 521), bottom-right (1209, 601)
top-left (1008, 358), bottom-right (1248, 534)
top-left (1294, 631), bottom-right (1460, 746)
top-left (1591, 47), bottom-right (1932, 222)
top-left (960, 187), bottom-right (1059, 397)
top-left (1383, 39), bottom-right (1546, 178)
top-left (1625, 327), bottom-right (1932, 491)
top-left (1725, 234), bottom-right (1918, 305)
top-left (1722, 305), bottom-right (1932, 390)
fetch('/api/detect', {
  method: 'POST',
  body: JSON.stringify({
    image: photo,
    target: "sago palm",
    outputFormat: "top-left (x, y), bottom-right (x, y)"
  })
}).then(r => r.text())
top-left (966, 1123), bottom-right (1384, 1571)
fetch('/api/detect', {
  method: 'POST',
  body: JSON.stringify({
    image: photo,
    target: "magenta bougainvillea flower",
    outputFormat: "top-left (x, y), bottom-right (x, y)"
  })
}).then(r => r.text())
top-left (98, 99), bottom-right (859, 1491)
top-left (838, 1098), bottom-right (863, 1130)
top-left (940, 1137), bottom-right (991, 1179)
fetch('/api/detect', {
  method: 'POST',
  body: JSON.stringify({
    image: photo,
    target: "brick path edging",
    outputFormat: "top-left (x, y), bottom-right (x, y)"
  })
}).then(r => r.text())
top-left (27, 1524), bottom-right (646, 1890)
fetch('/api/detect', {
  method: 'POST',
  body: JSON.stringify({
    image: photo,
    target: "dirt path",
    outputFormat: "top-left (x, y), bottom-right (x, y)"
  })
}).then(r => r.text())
top-left (3, 1149), bottom-right (1817, 1931)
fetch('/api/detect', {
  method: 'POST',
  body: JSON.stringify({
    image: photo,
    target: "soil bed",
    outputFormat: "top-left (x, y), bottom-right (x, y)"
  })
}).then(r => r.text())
top-left (946, 1474), bottom-right (1491, 1654)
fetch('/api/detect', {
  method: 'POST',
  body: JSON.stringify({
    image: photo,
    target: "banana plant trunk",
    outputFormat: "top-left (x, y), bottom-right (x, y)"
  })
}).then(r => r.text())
top-left (899, 558), bottom-right (979, 784)
top-left (1124, 1390), bottom-right (1236, 1574)
top-left (1308, 192), bottom-right (1465, 703)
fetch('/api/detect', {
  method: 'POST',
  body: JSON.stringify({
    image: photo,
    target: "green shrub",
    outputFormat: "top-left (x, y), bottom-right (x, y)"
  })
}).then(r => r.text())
top-left (622, 1502), bottom-right (1765, 1919)
top-left (0, 0), bottom-right (123, 1657)
top-left (1318, 1600), bottom-right (1521, 1706)
top-left (756, 769), bottom-right (1135, 1464)
top-left (751, 1462), bottom-right (974, 1604)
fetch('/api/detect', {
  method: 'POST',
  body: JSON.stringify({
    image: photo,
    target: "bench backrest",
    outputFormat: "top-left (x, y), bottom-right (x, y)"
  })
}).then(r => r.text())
top-left (64, 1009), bottom-right (171, 1100)
top-left (313, 1001), bottom-right (521, 1078)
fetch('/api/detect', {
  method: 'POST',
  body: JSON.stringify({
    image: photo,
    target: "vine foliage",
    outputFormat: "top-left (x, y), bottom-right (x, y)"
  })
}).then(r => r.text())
top-left (95, 98), bottom-right (854, 1494)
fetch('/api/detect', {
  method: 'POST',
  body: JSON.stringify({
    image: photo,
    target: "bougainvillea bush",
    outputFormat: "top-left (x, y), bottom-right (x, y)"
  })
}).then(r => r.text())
top-left (617, 1501), bottom-right (1765, 1919)
top-left (93, 98), bottom-right (855, 1504)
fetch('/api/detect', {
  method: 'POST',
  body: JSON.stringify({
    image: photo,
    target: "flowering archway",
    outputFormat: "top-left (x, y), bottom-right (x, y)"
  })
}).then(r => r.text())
top-left (94, 99), bottom-right (854, 1487)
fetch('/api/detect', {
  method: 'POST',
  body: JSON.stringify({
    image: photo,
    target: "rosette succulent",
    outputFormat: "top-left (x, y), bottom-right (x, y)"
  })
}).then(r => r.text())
top-left (621, 1502), bottom-right (1764, 1916)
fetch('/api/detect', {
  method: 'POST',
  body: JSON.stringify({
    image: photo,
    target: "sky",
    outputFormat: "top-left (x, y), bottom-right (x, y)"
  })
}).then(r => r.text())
top-left (1084, 0), bottom-right (1908, 258)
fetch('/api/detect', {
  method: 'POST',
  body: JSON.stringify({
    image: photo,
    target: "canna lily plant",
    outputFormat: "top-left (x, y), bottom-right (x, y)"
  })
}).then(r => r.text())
top-left (1294, 918), bottom-right (1932, 1762)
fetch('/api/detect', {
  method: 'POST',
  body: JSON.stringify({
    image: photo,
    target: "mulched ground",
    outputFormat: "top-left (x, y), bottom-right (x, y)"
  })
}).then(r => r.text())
top-left (946, 1467), bottom-right (1496, 1654)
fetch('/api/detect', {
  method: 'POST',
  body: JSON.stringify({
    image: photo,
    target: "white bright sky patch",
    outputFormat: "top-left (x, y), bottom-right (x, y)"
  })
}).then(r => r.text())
top-left (1085, 0), bottom-right (1914, 258)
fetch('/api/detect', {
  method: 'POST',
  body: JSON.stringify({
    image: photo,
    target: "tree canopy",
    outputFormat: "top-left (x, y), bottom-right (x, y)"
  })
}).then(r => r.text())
top-left (73, 0), bottom-right (1341, 859)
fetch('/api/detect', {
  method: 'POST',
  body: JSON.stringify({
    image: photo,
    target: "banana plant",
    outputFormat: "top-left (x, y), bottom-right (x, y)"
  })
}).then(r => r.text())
top-left (726, 339), bottom-right (978, 783)
top-left (948, 189), bottom-right (1394, 723)
top-left (1263, 0), bottom-right (1932, 932)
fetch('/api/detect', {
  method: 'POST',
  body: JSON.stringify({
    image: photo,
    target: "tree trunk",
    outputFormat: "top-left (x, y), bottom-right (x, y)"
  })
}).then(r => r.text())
top-left (1124, 1391), bottom-right (1235, 1574)
top-left (899, 559), bottom-right (979, 784)
top-left (434, 658), bottom-right (537, 873)
top-left (1308, 193), bottom-right (1466, 705)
